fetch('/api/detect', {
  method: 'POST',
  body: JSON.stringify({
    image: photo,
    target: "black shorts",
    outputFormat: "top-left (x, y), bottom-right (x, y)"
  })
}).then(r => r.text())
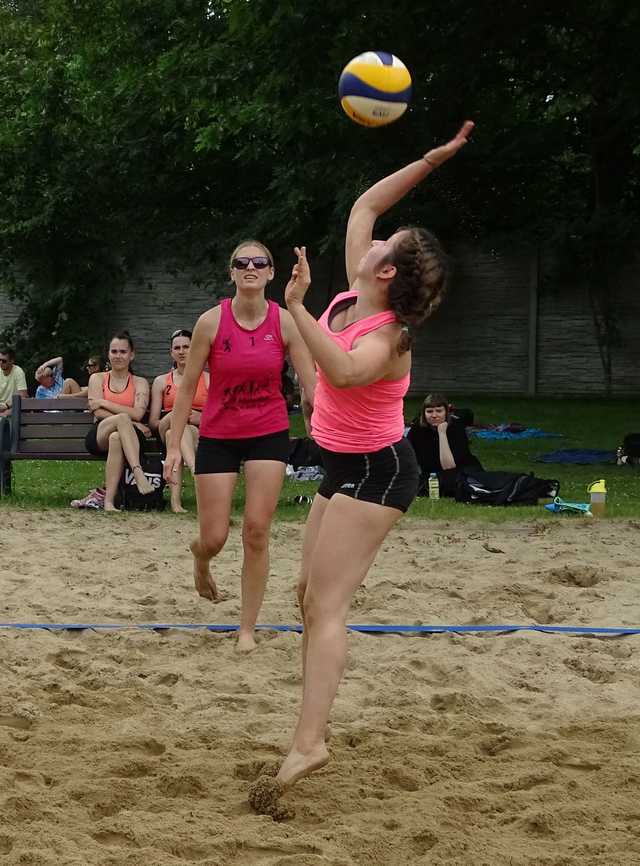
top-left (84, 421), bottom-right (148, 457)
top-left (195, 429), bottom-right (290, 475)
top-left (317, 437), bottom-right (419, 513)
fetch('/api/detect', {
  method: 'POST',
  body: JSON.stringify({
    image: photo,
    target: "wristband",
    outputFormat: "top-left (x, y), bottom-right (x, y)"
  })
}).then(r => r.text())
top-left (423, 155), bottom-right (437, 168)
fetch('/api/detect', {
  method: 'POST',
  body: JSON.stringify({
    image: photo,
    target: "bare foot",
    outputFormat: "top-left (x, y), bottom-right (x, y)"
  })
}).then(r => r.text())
top-left (190, 540), bottom-right (221, 602)
top-left (276, 744), bottom-right (330, 789)
top-left (171, 503), bottom-right (187, 514)
top-left (104, 501), bottom-right (121, 512)
top-left (133, 468), bottom-right (154, 496)
top-left (236, 630), bottom-right (257, 653)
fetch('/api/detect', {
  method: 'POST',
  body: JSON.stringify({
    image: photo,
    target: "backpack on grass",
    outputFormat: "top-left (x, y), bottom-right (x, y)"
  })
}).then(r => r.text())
top-left (455, 470), bottom-right (559, 506)
top-left (617, 433), bottom-right (640, 467)
top-left (117, 452), bottom-right (166, 511)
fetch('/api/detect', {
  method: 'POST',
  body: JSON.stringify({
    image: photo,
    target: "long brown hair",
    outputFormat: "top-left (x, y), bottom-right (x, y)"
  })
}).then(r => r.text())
top-left (386, 227), bottom-right (449, 354)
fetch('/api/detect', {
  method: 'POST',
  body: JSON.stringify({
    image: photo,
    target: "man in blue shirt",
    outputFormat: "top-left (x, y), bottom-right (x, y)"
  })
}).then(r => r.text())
top-left (35, 356), bottom-right (82, 399)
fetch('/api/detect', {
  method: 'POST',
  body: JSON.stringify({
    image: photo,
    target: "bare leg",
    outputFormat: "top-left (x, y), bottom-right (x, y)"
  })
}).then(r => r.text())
top-left (277, 495), bottom-right (402, 788)
top-left (192, 472), bottom-right (237, 601)
top-left (237, 460), bottom-right (286, 652)
top-left (61, 378), bottom-right (82, 395)
top-left (166, 428), bottom-right (186, 513)
top-left (181, 424), bottom-right (198, 473)
top-left (296, 494), bottom-right (330, 682)
top-left (112, 414), bottom-right (154, 494)
top-left (104, 431), bottom-right (125, 511)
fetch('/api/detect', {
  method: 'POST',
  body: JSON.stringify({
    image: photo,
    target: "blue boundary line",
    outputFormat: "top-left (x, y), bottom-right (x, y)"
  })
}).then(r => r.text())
top-left (0, 623), bottom-right (638, 636)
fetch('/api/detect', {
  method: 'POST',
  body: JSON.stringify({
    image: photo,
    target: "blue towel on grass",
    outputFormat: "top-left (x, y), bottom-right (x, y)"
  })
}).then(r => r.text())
top-left (535, 449), bottom-right (616, 465)
top-left (471, 427), bottom-right (563, 441)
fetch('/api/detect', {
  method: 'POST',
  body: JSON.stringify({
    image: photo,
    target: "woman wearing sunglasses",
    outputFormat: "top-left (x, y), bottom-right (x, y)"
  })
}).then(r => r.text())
top-left (163, 240), bottom-right (316, 651)
top-left (149, 329), bottom-right (209, 513)
top-left (248, 123), bottom-right (474, 803)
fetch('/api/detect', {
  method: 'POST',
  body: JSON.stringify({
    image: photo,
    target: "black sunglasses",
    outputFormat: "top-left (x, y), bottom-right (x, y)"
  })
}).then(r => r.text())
top-left (232, 256), bottom-right (271, 270)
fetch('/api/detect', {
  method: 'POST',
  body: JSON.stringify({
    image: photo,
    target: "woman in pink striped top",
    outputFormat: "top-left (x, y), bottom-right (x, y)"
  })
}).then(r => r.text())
top-left (257, 122), bottom-right (474, 801)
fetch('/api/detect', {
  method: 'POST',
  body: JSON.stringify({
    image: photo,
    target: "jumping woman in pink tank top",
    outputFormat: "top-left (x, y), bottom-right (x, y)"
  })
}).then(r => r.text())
top-left (163, 240), bottom-right (316, 651)
top-left (249, 122), bottom-right (475, 809)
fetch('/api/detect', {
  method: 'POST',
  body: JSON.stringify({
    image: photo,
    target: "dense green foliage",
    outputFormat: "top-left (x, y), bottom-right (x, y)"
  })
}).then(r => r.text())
top-left (1, 0), bottom-right (638, 381)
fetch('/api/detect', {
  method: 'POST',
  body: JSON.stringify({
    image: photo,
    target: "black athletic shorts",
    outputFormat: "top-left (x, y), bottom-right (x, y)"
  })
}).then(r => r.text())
top-left (317, 437), bottom-right (419, 513)
top-left (195, 429), bottom-right (290, 475)
top-left (84, 420), bottom-right (148, 457)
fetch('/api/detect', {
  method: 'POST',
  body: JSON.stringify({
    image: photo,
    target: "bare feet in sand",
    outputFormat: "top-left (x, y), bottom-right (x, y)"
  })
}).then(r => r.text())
top-left (171, 502), bottom-right (187, 514)
top-left (276, 745), bottom-right (330, 788)
top-left (104, 502), bottom-right (121, 512)
top-left (247, 745), bottom-right (329, 819)
top-left (133, 467), bottom-right (154, 496)
top-left (190, 540), bottom-right (221, 601)
top-left (236, 630), bottom-right (257, 653)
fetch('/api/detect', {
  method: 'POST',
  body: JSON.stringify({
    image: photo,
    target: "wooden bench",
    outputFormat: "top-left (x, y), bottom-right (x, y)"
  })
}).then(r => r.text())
top-left (0, 396), bottom-right (160, 497)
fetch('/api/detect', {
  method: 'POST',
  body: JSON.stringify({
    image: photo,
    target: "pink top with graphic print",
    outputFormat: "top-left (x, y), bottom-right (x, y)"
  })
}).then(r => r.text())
top-left (311, 291), bottom-right (410, 453)
top-left (199, 298), bottom-right (288, 439)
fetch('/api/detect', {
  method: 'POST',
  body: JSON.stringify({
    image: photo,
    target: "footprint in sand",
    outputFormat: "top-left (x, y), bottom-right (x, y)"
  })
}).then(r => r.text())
top-left (91, 830), bottom-right (138, 848)
top-left (545, 565), bottom-right (603, 587)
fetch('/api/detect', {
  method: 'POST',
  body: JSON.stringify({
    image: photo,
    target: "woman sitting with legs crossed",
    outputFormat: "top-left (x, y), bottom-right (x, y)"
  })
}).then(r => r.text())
top-left (85, 330), bottom-right (155, 512)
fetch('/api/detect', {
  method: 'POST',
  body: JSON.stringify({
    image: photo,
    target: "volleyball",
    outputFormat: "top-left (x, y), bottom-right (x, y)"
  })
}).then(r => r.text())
top-left (338, 51), bottom-right (412, 127)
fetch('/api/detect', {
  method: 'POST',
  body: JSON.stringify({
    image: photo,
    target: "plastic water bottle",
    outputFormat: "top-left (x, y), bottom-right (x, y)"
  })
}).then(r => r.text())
top-left (428, 473), bottom-right (440, 500)
top-left (587, 479), bottom-right (607, 518)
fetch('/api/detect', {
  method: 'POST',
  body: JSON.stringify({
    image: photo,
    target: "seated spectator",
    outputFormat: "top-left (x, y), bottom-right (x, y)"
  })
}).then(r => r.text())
top-left (407, 392), bottom-right (483, 496)
top-left (85, 330), bottom-right (154, 511)
top-left (84, 355), bottom-right (103, 381)
top-left (149, 329), bottom-right (209, 513)
top-left (0, 347), bottom-right (28, 416)
top-left (35, 356), bottom-right (82, 399)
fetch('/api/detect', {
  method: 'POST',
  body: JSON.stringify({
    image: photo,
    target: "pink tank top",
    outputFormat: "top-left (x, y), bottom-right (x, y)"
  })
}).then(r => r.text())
top-left (199, 298), bottom-right (288, 439)
top-left (312, 291), bottom-right (410, 453)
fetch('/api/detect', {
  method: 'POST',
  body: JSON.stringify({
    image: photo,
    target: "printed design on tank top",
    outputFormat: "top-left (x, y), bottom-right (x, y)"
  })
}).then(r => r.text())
top-left (218, 309), bottom-right (279, 415)
top-left (221, 375), bottom-right (275, 413)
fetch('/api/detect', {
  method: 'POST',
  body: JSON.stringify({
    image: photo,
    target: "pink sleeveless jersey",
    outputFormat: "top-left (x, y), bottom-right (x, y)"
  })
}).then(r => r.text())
top-left (312, 291), bottom-right (410, 453)
top-left (199, 298), bottom-right (288, 439)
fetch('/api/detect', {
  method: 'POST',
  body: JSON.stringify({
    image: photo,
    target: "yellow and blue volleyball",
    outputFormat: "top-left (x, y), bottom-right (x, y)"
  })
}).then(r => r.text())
top-left (338, 51), bottom-right (412, 127)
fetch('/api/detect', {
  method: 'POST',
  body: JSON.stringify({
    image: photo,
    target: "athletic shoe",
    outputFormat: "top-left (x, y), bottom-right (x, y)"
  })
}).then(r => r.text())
top-left (71, 488), bottom-right (106, 509)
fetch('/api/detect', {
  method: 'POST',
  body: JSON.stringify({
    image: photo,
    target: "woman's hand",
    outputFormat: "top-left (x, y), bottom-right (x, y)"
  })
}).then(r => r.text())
top-left (437, 421), bottom-right (449, 434)
top-left (134, 422), bottom-right (151, 438)
top-left (424, 120), bottom-right (474, 169)
top-left (301, 395), bottom-right (314, 438)
top-left (284, 246), bottom-right (311, 308)
top-left (163, 447), bottom-right (182, 484)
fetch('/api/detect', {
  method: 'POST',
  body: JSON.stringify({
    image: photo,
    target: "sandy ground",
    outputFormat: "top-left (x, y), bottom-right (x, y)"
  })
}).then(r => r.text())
top-left (0, 509), bottom-right (639, 866)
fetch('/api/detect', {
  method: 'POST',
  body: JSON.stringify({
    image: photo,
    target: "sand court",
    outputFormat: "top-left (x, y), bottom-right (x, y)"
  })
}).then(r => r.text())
top-left (1, 510), bottom-right (639, 865)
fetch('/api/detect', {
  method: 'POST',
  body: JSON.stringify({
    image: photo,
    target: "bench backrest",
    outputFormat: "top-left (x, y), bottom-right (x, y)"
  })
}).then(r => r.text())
top-left (9, 396), bottom-right (97, 457)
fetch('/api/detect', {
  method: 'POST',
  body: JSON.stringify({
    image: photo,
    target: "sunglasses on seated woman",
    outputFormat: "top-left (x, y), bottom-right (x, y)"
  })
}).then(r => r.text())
top-left (232, 256), bottom-right (271, 270)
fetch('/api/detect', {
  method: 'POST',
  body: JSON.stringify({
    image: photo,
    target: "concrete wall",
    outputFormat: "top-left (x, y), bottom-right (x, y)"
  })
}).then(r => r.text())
top-left (2, 246), bottom-right (639, 394)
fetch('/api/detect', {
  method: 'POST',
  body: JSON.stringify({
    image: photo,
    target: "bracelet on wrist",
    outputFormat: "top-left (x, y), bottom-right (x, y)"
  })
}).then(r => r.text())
top-left (423, 155), bottom-right (436, 168)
